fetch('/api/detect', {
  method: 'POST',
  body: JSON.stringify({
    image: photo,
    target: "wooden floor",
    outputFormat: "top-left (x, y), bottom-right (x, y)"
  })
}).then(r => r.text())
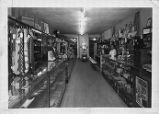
top-left (61, 60), bottom-right (127, 107)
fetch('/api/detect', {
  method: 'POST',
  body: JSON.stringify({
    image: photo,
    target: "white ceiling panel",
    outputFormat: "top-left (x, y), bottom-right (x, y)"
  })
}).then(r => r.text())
top-left (23, 8), bottom-right (140, 34)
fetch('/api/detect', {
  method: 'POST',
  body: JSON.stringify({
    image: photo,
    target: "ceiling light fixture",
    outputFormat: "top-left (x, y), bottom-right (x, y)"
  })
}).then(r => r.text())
top-left (93, 37), bottom-right (96, 41)
top-left (79, 8), bottom-right (86, 35)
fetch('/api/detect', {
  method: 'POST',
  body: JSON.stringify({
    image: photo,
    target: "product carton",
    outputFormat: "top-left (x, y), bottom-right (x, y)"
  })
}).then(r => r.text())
top-left (21, 16), bottom-right (34, 27)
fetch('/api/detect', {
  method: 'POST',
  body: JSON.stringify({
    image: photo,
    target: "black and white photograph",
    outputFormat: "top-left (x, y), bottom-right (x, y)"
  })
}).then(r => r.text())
top-left (0, 0), bottom-right (159, 114)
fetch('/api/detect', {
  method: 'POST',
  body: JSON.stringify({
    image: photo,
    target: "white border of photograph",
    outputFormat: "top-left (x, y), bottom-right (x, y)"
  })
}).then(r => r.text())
top-left (0, 0), bottom-right (159, 114)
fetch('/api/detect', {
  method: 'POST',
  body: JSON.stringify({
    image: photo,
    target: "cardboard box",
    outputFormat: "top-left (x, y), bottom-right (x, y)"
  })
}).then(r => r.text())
top-left (41, 21), bottom-right (49, 34)
top-left (35, 23), bottom-right (42, 31)
top-left (21, 16), bottom-right (34, 27)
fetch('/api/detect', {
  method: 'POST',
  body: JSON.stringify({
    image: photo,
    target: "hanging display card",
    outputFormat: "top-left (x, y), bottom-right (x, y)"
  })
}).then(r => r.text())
top-left (136, 76), bottom-right (148, 107)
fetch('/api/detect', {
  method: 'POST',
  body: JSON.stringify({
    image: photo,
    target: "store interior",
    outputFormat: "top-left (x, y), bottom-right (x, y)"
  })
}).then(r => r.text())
top-left (8, 8), bottom-right (152, 108)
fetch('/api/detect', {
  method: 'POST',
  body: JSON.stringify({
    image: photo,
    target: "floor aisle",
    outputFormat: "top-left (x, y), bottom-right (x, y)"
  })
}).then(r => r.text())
top-left (61, 60), bottom-right (127, 107)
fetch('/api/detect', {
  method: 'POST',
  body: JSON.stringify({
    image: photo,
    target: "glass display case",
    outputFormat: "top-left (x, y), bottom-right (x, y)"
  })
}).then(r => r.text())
top-left (8, 16), bottom-right (76, 108)
top-left (101, 24), bottom-right (152, 107)
top-left (102, 56), bottom-right (139, 107)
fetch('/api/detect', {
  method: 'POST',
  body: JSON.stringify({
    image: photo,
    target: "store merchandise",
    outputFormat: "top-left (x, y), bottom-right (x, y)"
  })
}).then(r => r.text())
top-left (9, 16), bottom-right (76, 108)
top-left (101, 16), bottom-right (152, 107)
top-left (11, 28), bottom-right (21, 75)
top-left (11, 77), bottom-right (21, 96)
top-left (24, 28), bottom-right (30, 73)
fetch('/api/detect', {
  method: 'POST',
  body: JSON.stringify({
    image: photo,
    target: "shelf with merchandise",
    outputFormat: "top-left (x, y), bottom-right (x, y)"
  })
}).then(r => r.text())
top-left (101, 16), bottom-right (152, 107)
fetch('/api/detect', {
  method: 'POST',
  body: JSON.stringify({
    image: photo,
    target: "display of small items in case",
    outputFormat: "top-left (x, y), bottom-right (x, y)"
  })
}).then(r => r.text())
top-left (142, 31), bottom-right (152, 49)
top-left (142, 17), bottom-right (152, 49)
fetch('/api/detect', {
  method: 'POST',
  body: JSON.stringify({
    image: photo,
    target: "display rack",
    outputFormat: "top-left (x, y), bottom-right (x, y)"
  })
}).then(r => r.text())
top-left (101, 33), bottom-right (152, 107)
top-left (8, 16), bottom-right (51, 108)
top-left (101, 22), bottom-right (152, 107)
top-left (8, 16), bottom-right (76, 108)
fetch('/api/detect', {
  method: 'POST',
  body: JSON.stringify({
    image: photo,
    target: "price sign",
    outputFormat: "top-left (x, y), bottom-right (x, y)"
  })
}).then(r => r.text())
top-left (136, 76), bottom-right (148, 107)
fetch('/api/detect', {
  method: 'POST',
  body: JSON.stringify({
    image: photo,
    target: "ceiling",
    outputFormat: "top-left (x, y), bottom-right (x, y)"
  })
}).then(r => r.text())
top-left (24, 8), bottom-right (140, 34)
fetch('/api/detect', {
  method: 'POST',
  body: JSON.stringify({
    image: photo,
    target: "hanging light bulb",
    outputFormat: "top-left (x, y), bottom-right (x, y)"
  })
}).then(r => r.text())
top-left (80, 21), bottom-right (85, 35)
top-left (93, 37), bottom-right (96, 41)
top-left (79, 8), bottom-right (86, 35)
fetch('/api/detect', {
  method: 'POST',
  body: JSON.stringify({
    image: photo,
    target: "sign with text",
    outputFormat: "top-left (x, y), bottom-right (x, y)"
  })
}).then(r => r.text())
top-left (136, 76), bottom-right (148, 107)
